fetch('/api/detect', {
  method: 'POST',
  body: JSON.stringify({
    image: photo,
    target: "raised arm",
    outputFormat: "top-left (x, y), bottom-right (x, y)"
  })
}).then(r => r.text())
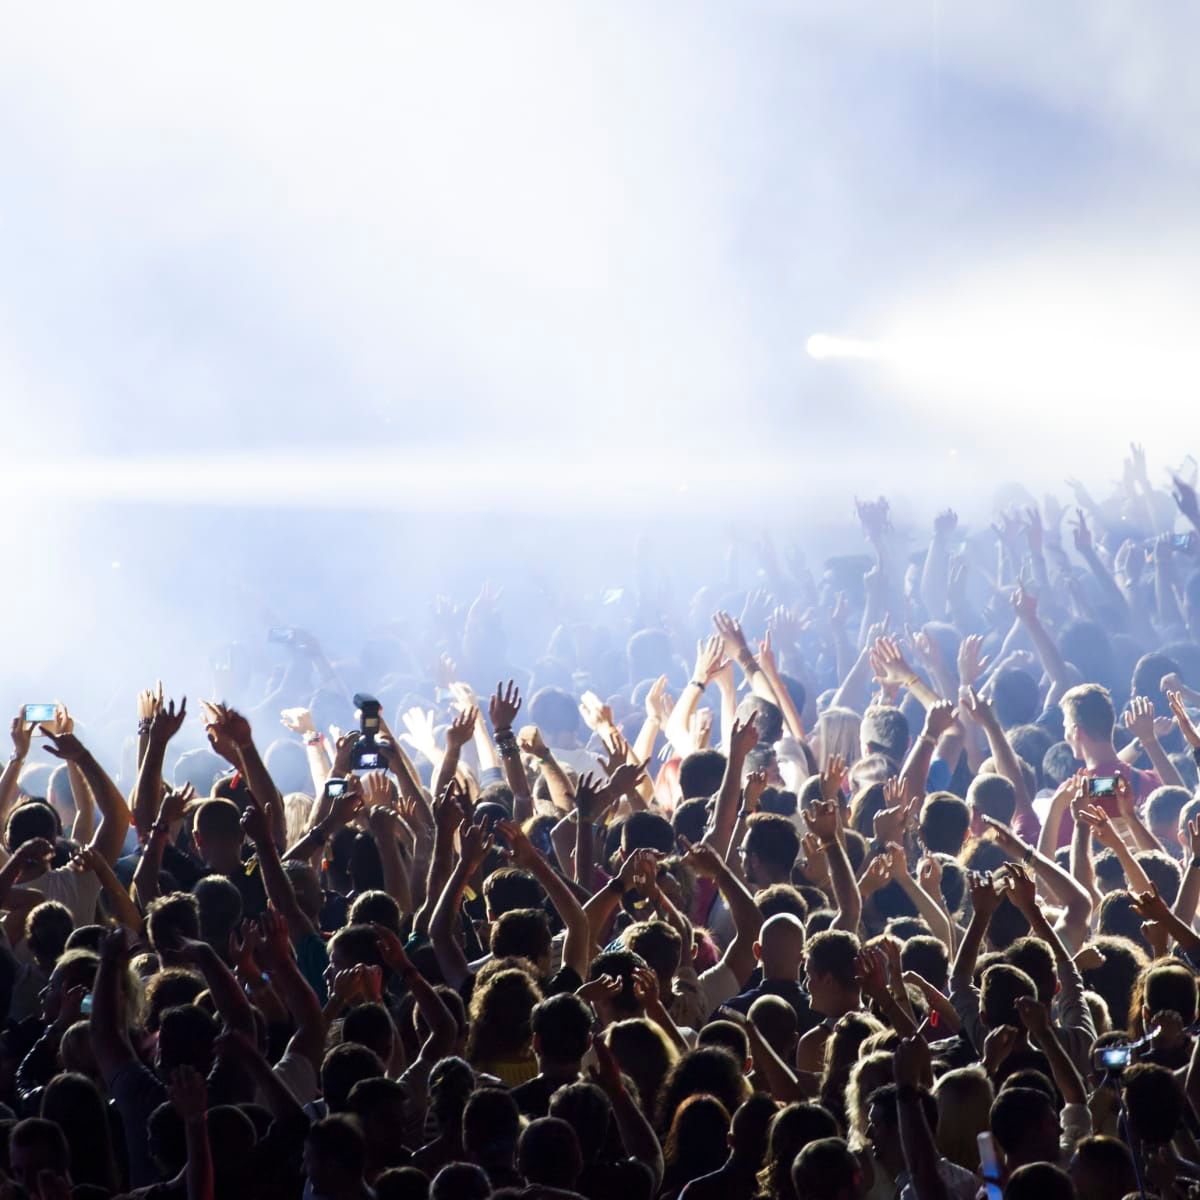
top-left (257, 907), bottom-right (328, 1071)
top-left (920, 509), bottom-right (958, 619)
top-left (1078, 800), bottom-right (1153, 895)
top-left (981, 816), bottom-right (1093, 942)
top-left (499, 818), bottom-right (591, 979)
top-left (92, 930), bottom-right (138, 1080)
top-left (590, 1028), bottom-right (664, 1191)
top-left (374, 924), bottom-right (457, 1065)
top-left (0, 710), bottom-right (35, 841)
top-left (130, 694), bottom-right (187, 838)
top-left (894, 1037), bottom-right (948, 1200)
top-left (804, 798), bottom-right (861, 934)
top-left (870, 636), bottom-right (942, 712)
top-left (681, 839), bottom-right (762, 987)
top-left (72, 846), bottom-right (143, 934)
top-left (960, 688), bottom-right (1033, 817)
top-left (489, 681), bottom-right (534, 822)
top-left (1124, 697), bottom-right (1184, 790)
top-left (364, 774), bottom-right (414, 914)
top-left (1011, 585), bottom-right (1079, 691)
top-left (703, 714), bottom-right (758, 854)
top-left (168, 1069), bottom-right (215, 1200)
top-left (1016, 996), bottom-right (1085, 1104)
top-left (203, 703), bottom-right (287, 852)
top-left (951, 873), bottom-right (1000, 986)
top-left (429, 818), bottom-right (493, 992)
top-left (241, 803), bottom-right (318, 942)
top-left (433, 707), bottom-right (477, 804)
top-left (41, 730), bottom-right (131, 866)
top-left (167, 936), bottom-right (256, 1038)
top-left (899, 701), bottom-right (956, 808)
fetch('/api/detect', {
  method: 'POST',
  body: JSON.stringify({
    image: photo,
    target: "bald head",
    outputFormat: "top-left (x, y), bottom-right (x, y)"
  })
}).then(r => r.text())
top-left (749, 994), bottom-right (799, 1062)
top-left (757, 913), bottom-right (806, 978)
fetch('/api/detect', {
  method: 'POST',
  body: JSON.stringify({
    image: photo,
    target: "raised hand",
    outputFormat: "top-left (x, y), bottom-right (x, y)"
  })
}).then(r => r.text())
top-left (579, 692), bottom-right (615, 735)
top-left (328, 776), bottom-right (365, 828)
top-left (448, 681), bottom-right (479, 717)
top-left (39, 728), bottom-right (87, 763)
top-left (742, 768), bottom-right (768, 815)
top-left (371, 922), bottom-right (413, 974)
top-left (644, 675), bottom-right (673, 725)
top-left (618, 847), bottom-right (660, 895)
top-left (12, 837), bottom-right (54, 872)
top-left (696, 629), bottom-right (734, 682)
top-left (957, 634), bottom-right (991, 689)
top-left (958, 685), bottom-right (996, 729)
top-left (678, 837), bottom-right (725, 880)
top-left (1172, 475), bottom-right (1200, 526)
top-left (331, 730), bottom-right (361, 777)
top-left (1011, 583), bottom-right (1038, 623)
top-left (489, 680), bottom-right (522, 731)
top-left (399, 708), bottom-right (439, 761)
top-left (168, 1066), bottom-right (208, 1122)
top-left (858, 853), bottom-right (893, 898)
top-left (516, 725), bottom-right (550, 760)
top-left (922, 699), bottom-right (956, 741)
top-left (576, 974), bottom-right (621, 1010)
top-left (819, 754), bottom-right (846, 804)
top-left (894, 1034), bottom-right (931, 1089)
top-left (729, 713), bottom-right (760, 760)
top-left (968, 870), bottom-right (1003, 921)
top-left (1076, 803), bottom-right (1122, 852)
top-left (363, 770), bottom-right (397, 811)
top-left (804, 798), bottom-right (840, 841)
top-left (856, 496), bottom-right (892, 545)
top-left (979, 814), bottom-right (1025, 861)
top-left (573, 773), bottom-right (614, 825)
top-left (933, 508), bottom-right (958, 539)
top-left (587, 1026), bottom-right (625, 1095)
top-left (201, 701), bottom-right (252, 764)
top-left (444, 707), bottom-right (478, 752)
top-left (9, 709), bottom-right (35, 759)
top-left (855, 945), bottom-right (890, 1002)
top-left (1071, 508), bottom-right (1093, 554)
top-left (280, 707), bottom-right (316, 736)
top-left (229, 917), bottom-right (265, 979)
top-left (917, 855), bottom-right (942, 893)
top-left (150, 695), bottom-right (187, 744)
top-left (1014, 995), bottom-right (1051, 1040)
top-left (1125, 696), bottom-right (1159, 742)
top-left (740, 588), bottom-right (775, 636)
top-left (631, 964), bottom-right (661, 1009)
top-left (496, 818), bottom-right (539, 870)
top-left (458, 818), bottom-right (495, 874)
top-left (982, 1024), bottom-right (1018, 1075)
top-left (1167, 691), bottom-right (1200, 749)
top-left (998, 862), bottom-right (1037, 918)
top-left (870, 636), bottom-right (915, 687)
top-left (710, 614), bottom-right (748, 672)
top-left (1130, 882), bottom-right (1172, 926)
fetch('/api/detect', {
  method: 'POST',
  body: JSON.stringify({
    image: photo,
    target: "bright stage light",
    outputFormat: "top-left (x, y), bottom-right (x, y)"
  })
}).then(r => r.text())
top-left (806, 333), bottom-right (885, 361)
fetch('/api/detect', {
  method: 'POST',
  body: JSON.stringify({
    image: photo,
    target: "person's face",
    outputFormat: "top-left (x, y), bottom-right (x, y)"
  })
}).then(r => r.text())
top-left (738, 834), bottom-right (763, 885)
top-left (867, 1104), bottom-right (901, 1172)
top-left (9, 1141), bottom-right (57, 1191)
top-left (1156, 820), bottom-right (1183, 858)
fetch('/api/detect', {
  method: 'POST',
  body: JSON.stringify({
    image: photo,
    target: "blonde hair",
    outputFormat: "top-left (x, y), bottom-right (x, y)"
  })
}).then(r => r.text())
top-left (283, 792), bottom-right (314, 847)
top-left (933, 1066), bottom-right (994, 1171)
top-left (845, 1050), bottom-right (894, 1150)
top-left (813, 707), bottom-right (861, 771)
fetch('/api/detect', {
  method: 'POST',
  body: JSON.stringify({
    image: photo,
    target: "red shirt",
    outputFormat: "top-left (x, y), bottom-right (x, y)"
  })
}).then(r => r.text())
top-left (1051, 758), bottom-right (1160, 848)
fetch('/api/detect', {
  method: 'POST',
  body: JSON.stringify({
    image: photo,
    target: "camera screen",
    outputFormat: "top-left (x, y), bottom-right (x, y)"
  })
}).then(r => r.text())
top-left (23, 704), bottom-right (56, 723)
top-left (357, 753), bottom-right (382, 769)
top-left (1091, 776), bottom-right (1116, 797)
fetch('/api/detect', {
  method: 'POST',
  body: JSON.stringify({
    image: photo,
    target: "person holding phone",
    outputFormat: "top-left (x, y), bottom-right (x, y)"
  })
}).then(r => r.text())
top-left (1045, 684), bottom-right (1161, 846)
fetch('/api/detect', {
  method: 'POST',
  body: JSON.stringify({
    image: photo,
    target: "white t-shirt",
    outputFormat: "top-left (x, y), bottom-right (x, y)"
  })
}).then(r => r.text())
top-left (37, 865), bottom-right (102, 928)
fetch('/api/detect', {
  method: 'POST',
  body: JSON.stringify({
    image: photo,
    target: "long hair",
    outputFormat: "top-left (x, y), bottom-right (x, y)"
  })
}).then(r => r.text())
top-left (465, 967), bottom-right (541, 1064)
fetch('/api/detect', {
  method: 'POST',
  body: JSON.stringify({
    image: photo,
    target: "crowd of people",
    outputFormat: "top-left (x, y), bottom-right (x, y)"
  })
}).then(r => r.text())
top-left (3, 446), bottom-right (1200, 1200)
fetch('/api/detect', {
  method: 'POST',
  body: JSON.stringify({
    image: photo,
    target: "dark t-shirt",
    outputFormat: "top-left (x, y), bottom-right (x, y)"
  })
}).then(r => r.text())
top-left (722, 978), bottom-right (820, 1035)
